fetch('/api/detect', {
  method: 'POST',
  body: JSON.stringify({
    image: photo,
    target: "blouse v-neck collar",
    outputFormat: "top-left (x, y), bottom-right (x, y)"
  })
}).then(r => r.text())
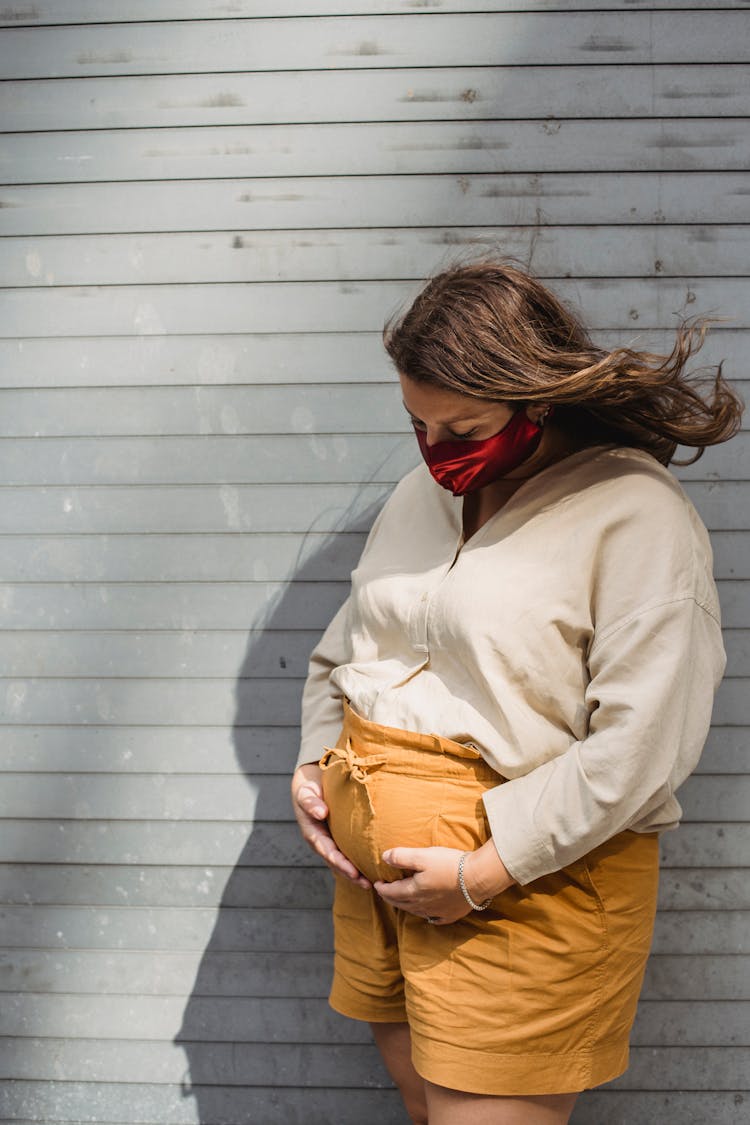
top-left (437, 444), bottom-right (621, 552)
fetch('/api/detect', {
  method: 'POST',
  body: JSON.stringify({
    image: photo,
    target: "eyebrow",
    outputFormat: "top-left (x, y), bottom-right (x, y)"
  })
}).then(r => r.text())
top-left (401, 400), bottom-right (482, 426)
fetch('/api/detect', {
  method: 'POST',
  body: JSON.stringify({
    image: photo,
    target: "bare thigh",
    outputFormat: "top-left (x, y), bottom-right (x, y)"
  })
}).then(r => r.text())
top-left (370, 1022), bottom-right (428, 1125)
top-left (425, 1081), bottom-right (578, 1125)
top-left (371, 1022), bottom-right (578, 1125)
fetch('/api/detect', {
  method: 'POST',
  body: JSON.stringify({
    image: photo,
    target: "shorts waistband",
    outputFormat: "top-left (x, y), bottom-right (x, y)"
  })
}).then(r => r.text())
top-left (330, 700), bottom-right (503, 783)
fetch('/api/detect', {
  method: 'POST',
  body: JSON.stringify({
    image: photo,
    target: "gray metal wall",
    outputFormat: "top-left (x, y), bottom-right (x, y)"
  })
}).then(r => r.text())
top-left (0, 3), bottom-right (747, 1122)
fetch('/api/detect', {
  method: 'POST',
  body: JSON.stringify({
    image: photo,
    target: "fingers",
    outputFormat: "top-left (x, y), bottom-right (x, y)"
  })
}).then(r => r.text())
top-left (374, 846), bottom-right (472, 924)
top-left (381, 847), bottom-right (426, 872)
top-left (295, 778), bottom-right (328, 822)
top-left (374, 874), bottom-right (423, 911)
top-left (310, 826), bottom-right (371, 889)
top-left (373, 872), bottom-right (464, 925)
top-left (291, 765), bottom-right (371, 889)
top-left (302, 817), bottom-right (371, 889)
top-left (300, 811), bottom-right (371, 889)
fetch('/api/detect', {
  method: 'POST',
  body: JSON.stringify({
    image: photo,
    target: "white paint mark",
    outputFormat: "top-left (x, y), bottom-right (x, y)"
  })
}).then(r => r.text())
top-left (198, 344), bottom-right (235, 383)
top-left (25, 251), bottom-right (42, 278)
top-left (5, 682), bottom-right (27, 714)
top-left (292, 406), bottom-right (315, 433)
top-left (308, 435), bottom-right (328, 461)
top-left (133, 303), bottom-right (164, 335)
top-left (95, 690), bottom-right (113, 721)
top-left (332, 436), bottom-right (349, 463)
top-left (62, 496), bottom-right (73, 513)
top-left (219, 485), bottom-right (241, 530)
top-left (194, 386), bottom-right (212, 434)
top-left (220, 405), bottom-right (240, 434)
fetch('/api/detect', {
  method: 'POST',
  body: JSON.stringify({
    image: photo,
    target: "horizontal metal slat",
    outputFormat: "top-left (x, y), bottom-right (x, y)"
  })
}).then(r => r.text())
top-left (4, 225), bottom-right (750, 288)
top-left (1, 13), bottom-right (747, 82)
top-left (2, 173), bottom-right (749, 235)
top-left (0, 770), bottom-right (744, 825)
top-left (2, 1), bottom-right (744, 29)
top-left (0, 328), bottom-right (744, 390)
top-left (3, 65), bottom-right (749, 132)
top-left (1, 819), bottom-right (747, 867)
top-left (1, 278), bottom-right (747, 339)
top-left (3, 119), bottom-right (749, 185)
top-left (1, 862), bottom-right (746, 910)
top-left (0, 527), bottom-right (747, 583)
top-left (0, 723), bottom-right (743, 776)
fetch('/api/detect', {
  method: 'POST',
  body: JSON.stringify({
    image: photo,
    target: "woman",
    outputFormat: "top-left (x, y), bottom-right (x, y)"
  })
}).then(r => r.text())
top-left (291, 261), bottom-right (742, 1124)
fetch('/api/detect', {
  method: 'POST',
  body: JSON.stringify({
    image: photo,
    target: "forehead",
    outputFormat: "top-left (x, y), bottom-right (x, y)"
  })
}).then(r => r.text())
top-left (398, 372), bottom-right (504, 422)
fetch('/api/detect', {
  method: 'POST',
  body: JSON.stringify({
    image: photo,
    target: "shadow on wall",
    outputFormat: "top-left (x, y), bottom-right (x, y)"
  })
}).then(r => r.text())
top-left (175, 501), bottom-right (410, 1125)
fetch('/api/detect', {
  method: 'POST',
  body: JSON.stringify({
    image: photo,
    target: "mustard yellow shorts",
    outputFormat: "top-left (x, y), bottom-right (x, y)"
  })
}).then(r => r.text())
top-left (319, 703), bottom-right (659, 1096)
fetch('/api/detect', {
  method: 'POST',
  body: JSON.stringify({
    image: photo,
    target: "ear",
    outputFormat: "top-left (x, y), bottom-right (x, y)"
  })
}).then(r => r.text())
top-left (526, 404), bottom-right (553, 427)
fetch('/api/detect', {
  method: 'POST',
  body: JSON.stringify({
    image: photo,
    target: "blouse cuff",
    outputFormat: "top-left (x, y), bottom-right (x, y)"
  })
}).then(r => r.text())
top-left (482, 783), bottom-right (558, 886)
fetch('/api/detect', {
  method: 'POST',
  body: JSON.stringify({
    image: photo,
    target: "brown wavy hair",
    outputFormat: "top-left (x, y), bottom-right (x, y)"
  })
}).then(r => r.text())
top-left (383, 260), bottom-right (743, 465)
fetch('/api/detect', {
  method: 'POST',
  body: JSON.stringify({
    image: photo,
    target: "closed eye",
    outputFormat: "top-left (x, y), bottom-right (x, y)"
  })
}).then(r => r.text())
top-left (406, 409), bottom-right (477, 440)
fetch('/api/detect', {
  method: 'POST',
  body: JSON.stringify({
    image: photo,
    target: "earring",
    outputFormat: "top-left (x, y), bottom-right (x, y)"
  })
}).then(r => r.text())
top-left (537, 406), bottom-right (553, 427)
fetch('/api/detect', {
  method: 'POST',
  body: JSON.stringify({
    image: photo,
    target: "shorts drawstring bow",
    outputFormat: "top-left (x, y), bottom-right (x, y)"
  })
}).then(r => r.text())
top-left (320, 740), bottom-right (388, 813)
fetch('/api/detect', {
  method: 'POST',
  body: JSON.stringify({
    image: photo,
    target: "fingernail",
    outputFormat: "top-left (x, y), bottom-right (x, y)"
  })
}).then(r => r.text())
top-left (382, 850), bottom-right (391, 863)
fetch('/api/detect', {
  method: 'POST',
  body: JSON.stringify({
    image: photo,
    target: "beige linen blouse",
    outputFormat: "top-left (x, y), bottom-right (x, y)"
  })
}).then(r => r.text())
top-left (298, 445), bottom-right (726, 885)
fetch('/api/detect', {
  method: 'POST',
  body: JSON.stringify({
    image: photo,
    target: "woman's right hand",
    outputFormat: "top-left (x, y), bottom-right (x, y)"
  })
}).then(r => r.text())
top-left (291, 762), bottom-right (372, 889)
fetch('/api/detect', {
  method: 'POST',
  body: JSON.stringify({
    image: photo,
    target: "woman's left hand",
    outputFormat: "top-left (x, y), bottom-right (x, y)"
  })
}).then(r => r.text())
top-left (373, 842), bottom-right (515, 925)
top-left (374, 847), bottom-right (470, 924)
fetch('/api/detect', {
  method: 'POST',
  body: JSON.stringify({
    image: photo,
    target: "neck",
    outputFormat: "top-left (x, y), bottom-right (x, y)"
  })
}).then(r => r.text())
top-left (502, 422), bottom-right (582, 481)
top-left (460, 424), bottom-right (587, 538)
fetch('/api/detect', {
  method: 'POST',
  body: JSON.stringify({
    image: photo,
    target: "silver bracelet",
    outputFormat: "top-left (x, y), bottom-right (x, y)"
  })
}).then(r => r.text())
top-left (458, 852), bottom-right (493, 911)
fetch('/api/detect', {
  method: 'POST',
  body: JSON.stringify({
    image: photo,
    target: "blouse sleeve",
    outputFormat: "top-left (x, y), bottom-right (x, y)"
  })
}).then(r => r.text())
top-left (482, 594), bottom-right (726, 885)
top-left (296, 594), bottom-right (353, 768)
top-left (295, 496), bottom-right (392, 768)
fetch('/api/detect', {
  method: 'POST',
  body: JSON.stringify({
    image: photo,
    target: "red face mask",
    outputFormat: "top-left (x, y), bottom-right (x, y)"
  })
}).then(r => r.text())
top-left (415, 409), bottom-right (544, 496)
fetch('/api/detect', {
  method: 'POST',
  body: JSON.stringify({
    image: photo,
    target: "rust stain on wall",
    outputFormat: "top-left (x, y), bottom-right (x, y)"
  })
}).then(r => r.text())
top-left (204, 94), bottom-right (245, 108)
top-left (0, 5), bottom-right (39, 18)
top-left (331, 40), bottom-right (384, 57)
top-left (580, 36), bottom-right (635, 53)
top-left (76, 51), bottom-right (134, 66)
